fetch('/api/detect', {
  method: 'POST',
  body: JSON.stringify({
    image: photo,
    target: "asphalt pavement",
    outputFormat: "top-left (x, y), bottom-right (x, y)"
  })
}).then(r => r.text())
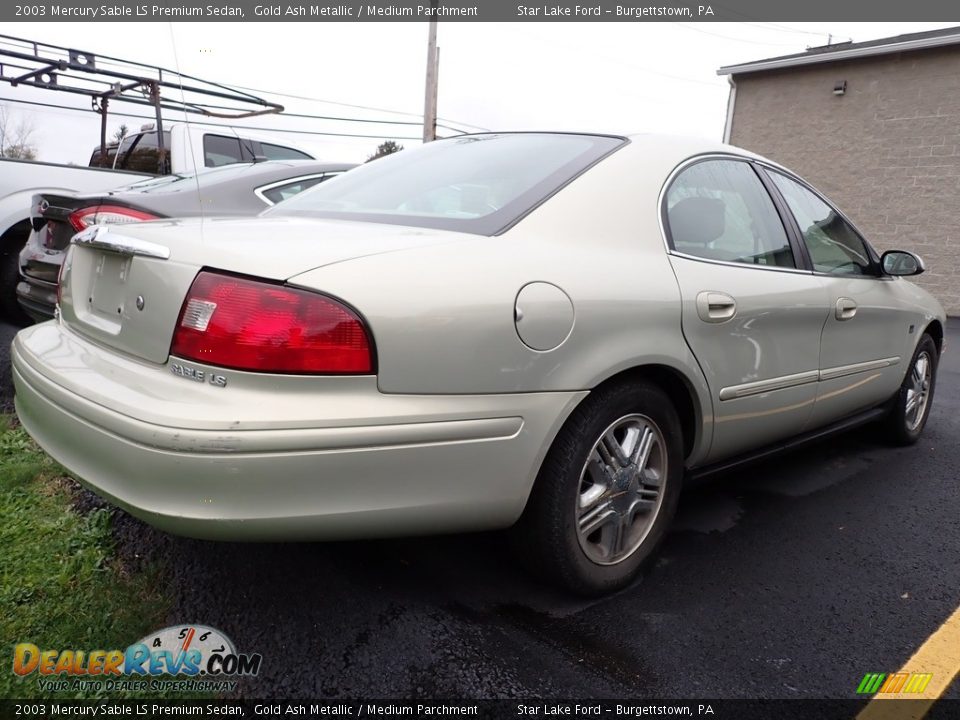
top-left (2, 318), bottom-right (958, 700)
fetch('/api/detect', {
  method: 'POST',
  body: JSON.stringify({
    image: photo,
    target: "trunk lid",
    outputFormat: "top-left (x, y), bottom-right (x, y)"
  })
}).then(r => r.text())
top-left (58, 216), bottom-right (468, 364)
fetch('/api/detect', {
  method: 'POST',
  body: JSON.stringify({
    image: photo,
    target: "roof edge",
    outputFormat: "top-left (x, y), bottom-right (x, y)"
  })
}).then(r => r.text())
top-left (718, 31), bottom-right (960, 76)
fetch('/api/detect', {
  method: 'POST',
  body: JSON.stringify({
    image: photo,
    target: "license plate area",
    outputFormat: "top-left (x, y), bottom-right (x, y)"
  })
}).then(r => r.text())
top-left (77, 251), bottom-right (131, 334)
top-left (91, 253), bottom-right (130, 315)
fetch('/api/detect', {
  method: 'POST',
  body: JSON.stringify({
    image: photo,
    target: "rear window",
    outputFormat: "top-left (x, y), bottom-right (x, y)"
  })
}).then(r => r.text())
top-left (204, 134), bottom-right (249, 167)
top-left (259, 175), bottom-right (331, 204)
top-left (116, 131), bottom-right (171, 173)
top-left (116, 164), bottom-right (252, 193)
top-left (266, 133), bottom-right (626, 235)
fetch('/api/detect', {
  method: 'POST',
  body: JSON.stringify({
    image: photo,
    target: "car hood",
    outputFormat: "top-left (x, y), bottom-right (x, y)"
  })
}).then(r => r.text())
top-left (96, 215), bottom-right (475, 280)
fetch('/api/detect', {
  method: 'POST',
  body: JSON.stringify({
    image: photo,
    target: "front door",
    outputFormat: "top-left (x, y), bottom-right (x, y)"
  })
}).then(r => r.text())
top-left (765, 170), bottom-right (910, 429)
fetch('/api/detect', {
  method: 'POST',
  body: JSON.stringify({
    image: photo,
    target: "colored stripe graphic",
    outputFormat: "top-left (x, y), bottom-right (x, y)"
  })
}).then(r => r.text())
top-left (857, 672), bottom-right (935, 695)
top-left (879, 673), bottom-right (908, 693)
top-left (857, 673), bottom-right (887, 694)
top-left (903, 673), bottom-right (934, 694)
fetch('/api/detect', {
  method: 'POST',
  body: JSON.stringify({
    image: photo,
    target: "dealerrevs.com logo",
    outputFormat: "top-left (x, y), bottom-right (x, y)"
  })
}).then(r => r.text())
top-left (13, 625), bottom-right (261, 693)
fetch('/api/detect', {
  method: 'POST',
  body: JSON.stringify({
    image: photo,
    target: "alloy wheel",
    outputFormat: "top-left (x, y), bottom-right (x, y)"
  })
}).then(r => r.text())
top-left (575, 414), bottom-right (667, 566)
top-left (905, 351), bottom-right (932, 432)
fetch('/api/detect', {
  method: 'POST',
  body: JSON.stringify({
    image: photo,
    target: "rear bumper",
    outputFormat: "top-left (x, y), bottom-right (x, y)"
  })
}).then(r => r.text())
top-left (15, 279), bottom-right (56, 323)
top-left (12, 322), bottom-right (583, 540)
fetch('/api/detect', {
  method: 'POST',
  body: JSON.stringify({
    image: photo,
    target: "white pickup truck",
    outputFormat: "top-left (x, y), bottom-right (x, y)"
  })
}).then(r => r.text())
top-left (0, 123), bottom-right (314, 323)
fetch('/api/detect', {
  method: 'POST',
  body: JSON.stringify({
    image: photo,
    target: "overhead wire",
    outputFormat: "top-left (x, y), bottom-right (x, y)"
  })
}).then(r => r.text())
top-left (74, 52), bottom-right (486, 133)
top-left (671, 23), bottom-right (803, 47)
top-left (0, 95), bottom-right (424, 141)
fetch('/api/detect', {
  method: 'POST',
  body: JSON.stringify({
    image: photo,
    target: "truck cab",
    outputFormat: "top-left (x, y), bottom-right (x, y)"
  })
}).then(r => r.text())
top-left (95, 124), bottom-right (315, 175)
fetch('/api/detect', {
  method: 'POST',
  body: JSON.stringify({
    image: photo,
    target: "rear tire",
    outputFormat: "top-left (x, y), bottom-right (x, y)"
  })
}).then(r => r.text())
top-left (884, 333), bottom-right (938, 446)
top-left (516, 380), bottom-right (684, 596)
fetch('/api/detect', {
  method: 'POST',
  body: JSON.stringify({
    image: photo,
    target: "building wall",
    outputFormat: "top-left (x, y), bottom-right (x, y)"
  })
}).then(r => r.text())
top-left (728, 46), bottom-right (960, 314)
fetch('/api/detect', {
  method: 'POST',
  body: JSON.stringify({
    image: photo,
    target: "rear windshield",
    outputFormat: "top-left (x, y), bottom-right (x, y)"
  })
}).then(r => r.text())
top-left (116, 164), bottom-right (251, 193)
top-left (265, 133), bottom-right (626, 235)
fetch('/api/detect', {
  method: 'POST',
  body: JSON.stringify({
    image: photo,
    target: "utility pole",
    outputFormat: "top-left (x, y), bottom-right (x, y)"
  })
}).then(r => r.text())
top-left (422, 5), bottom-right (439, 143)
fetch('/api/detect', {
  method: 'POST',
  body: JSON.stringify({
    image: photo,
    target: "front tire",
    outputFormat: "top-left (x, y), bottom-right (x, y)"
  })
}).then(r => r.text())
top-left (518, 380), bottom-right (684, 596)
top-left (884, 333), bottom-right (938, 446)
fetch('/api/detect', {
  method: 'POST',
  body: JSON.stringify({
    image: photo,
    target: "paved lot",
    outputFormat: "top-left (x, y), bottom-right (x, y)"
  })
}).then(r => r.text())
top-left (2, 319), bottom-right (958, 700)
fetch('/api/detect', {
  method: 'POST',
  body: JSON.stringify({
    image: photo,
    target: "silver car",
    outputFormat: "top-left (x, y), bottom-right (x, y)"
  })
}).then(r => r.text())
top-left (11, 133), bottom-right (945, 595)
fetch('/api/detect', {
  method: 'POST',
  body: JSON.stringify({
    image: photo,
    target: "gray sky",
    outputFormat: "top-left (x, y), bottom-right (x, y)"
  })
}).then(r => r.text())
top-left (4, 21), bottom-right (957, 166)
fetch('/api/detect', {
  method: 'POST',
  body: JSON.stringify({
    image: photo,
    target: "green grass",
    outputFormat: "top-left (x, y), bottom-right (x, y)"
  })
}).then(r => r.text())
top-left (0, 415), bottom-right (193, 700)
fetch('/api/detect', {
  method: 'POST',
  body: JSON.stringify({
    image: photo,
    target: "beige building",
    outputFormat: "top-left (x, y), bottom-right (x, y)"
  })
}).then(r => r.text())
top-left (719, 26), bottom-right (960, 314)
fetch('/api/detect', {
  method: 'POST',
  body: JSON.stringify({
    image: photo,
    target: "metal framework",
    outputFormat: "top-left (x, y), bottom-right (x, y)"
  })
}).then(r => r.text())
top-left (0, 33), bottom-right (284, 173)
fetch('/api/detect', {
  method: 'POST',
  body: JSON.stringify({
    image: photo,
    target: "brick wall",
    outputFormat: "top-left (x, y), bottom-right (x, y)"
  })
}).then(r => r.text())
top-left (728, 46), bottom-right (960, 314)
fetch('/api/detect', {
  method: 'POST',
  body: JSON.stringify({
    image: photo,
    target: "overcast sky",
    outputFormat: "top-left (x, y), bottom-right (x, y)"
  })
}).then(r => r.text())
top-left (3, 21), bottom-right (957, 167)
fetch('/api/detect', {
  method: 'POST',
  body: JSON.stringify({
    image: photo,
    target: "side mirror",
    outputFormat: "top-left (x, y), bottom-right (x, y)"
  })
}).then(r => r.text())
top-left (881, 250), bottom-right (925, 277)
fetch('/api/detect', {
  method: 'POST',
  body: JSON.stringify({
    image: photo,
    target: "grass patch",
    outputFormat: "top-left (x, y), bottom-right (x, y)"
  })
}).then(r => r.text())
top-left (0, 415), bottom-right (201, 700)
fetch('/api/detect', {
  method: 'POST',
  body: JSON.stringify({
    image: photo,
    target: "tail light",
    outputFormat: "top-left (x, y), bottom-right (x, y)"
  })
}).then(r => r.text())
top-left (170, 271), bottom-right (373, 374)
top-left (68, 205), bottom-right (159, 232)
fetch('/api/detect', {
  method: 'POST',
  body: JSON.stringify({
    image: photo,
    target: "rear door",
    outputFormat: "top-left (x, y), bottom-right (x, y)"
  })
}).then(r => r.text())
top-left (664, 157), bottom-right (829, 463)
top-left (764, 169), bottom-right (915, 428)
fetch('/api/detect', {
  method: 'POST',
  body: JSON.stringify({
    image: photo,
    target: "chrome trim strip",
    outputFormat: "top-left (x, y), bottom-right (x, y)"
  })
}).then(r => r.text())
top-left (819, 357), bottom-right (901, 381)
top-left (719, 370), bottom-right (820, 401)
top-left (71, 225), bottom-right (170, 260)
top-left (668, 250), bottom-right (813, 275)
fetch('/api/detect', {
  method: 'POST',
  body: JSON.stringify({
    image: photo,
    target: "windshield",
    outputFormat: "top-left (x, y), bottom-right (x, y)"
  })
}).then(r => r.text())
top-left (265, 133), bottom-right (626, 235)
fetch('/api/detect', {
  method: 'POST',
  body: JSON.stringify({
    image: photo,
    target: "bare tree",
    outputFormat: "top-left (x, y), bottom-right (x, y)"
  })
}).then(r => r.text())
top-left (0, 105), bottom-right (38, 160)
top-left (112, 123), bottom-right (129, 144)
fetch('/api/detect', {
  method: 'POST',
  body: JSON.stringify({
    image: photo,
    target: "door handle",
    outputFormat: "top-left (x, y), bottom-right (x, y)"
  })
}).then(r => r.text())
top-left (696, 291), bottom-right (737, 323)
top-left (835, 297), bottom-right (858, 321)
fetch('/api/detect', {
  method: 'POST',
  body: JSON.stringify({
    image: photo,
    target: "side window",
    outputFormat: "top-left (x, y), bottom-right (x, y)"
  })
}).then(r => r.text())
top-left (666, 160), bottom-right (795, 268)
top-left (89, 144), bottom-right (118, 168)
top-left (204, 134), bottom-right (246, 167)
top-left (259, 142), bottom-right (312, 161)
top-left (259, 175), bottom-right (330, 204)
top-left (769, 172), bottom-right (874, 276)
top-left (116, 132), bottom-right (170, 173)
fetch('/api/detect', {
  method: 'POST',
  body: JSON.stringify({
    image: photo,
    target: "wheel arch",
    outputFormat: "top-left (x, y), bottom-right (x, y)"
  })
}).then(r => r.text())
top-left (1, 217), bottom-right (31, 248)
top-left (590, 363), bottom-right (703, 464)
top-left (924, 319), bottom-right (944, 356)
top-left (525, 360), bottom-right (710, 514)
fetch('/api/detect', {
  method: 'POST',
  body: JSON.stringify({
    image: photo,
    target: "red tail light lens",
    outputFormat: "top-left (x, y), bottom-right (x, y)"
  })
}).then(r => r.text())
top-left (68, 205), bottom-right (160, 232)
top-left (170, 271), bottom-right (373, 374)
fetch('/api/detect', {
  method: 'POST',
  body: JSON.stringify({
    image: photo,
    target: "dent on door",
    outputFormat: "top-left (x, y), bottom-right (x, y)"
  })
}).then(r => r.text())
top-left (670, 256), bottom-right (828, 463)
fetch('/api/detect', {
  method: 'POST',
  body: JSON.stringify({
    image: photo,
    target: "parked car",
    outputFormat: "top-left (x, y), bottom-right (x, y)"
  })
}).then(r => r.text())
top-left (0, 124), bottom-right (316, 325)
top-left (0, 158), bottom-right (152, 324)
top-left (12, 133), bottom-right (945, 595)
top-left (17, 160), bottom-right (354, 322)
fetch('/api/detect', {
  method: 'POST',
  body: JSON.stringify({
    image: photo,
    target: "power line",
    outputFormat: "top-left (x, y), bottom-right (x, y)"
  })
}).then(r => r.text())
top-left (737, 21), bottom-right (842, 40)
top-left (671, 23), bottom-right (801, 47)
top-left (225, 81), bottom-right (491, 132)
top-left (50, 45), bottom-right (487, 133)
top-left (0, 95), bottom-right (424, 141)
top-left (526, 30), bottom-right (722, 87)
